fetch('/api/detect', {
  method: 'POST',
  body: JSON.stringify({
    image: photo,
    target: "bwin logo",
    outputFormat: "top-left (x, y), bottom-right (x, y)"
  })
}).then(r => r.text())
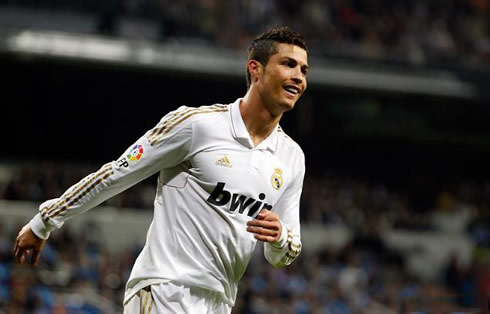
top-left (207, 182), bottom-right (272, 217)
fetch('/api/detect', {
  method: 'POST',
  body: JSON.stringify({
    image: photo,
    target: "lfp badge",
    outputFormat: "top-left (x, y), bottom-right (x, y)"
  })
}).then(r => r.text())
top-left (271, 168), bottom-right (283, 190)
top-left (127, 145), bottom-right (144, 161)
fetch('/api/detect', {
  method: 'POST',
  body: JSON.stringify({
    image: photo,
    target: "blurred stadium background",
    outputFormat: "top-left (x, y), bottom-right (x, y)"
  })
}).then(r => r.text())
top-left (1, 0), bottom-right (490, 313)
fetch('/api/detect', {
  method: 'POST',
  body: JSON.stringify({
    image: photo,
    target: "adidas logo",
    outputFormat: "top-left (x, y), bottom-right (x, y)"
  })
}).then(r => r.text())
top-left (216, 155), bottom-right (232, 168)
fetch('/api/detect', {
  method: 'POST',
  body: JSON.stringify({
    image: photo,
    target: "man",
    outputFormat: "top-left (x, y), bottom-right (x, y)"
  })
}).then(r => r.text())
top-left (14, 26), bottom-right (308, 313)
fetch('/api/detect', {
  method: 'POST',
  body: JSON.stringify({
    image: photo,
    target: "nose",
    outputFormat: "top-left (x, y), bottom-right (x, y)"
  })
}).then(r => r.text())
top-left (292, 77), bottom-right (302, 85)
top-left (291, 67), bottom-right (304, 86)
top-left (291, 75), bottom-right (304, 91)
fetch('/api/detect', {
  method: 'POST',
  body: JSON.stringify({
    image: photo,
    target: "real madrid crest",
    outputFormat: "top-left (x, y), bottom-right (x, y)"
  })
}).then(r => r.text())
top-left (271, 168), bottom-right (283, 191)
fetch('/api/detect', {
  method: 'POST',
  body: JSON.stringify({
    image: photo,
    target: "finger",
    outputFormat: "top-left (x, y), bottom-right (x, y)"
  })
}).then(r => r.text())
top-left (18, 249), bottom-right (27, 265)
top-left (14, 246), bottom-right (20, 261)
top-left (247, 226), bottom-right (280, 240)
top-left (256, 210), bottom-right (270, 219)
top-left (25, 249), bottom-right (32, 263)
top-left (15, 246), bottom-right (24, 264)
top-left (32, 248), bottom-right (41, 265)
top-left (247, 220), bottom-right (280, 230)
top-left (253, 234), bottom-right (277, 243)
top-left (257, 211), bottom-right (280, 222)
top-left (262, 214), bottom-right (279, 222)
top-left (247, 225), bottom-right (280, 237)
top-left (16, 247), bottom-right (31, 265)
top-left (247, 225), bottom-right (278, 236)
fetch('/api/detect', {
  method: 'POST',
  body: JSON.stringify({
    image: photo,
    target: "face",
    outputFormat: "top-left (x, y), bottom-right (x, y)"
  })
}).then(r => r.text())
top-left (252, 43), bottom-right (308, 116)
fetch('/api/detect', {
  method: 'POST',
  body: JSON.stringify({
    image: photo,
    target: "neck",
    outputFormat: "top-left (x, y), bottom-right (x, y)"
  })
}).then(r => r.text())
top-left (240, 89), bottom-right (282, 147)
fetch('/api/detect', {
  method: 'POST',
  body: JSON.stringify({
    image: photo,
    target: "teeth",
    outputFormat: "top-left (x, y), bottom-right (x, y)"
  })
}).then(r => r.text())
top-left (285, 87), bottom-right (298, 94)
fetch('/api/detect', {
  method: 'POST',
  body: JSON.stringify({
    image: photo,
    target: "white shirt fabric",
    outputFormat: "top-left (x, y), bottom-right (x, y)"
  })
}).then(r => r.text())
top-left (29, 98), bottom-right (305, 306)
top-left (123, 281), bottom-right (232, 314)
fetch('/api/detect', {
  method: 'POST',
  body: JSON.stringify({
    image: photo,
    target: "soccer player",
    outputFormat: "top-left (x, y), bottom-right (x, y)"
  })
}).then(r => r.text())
top-left (14, 26), bottom-right (308, 313)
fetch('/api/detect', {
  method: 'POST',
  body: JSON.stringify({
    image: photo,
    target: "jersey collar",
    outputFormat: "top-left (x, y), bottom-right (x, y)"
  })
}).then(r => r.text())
top-left (230, 98), bottom-right (278, 152)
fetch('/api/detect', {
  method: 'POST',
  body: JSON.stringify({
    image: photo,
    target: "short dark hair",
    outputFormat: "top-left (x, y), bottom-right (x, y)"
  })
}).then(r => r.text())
top-left (246, 26), bottom-right (308, 89)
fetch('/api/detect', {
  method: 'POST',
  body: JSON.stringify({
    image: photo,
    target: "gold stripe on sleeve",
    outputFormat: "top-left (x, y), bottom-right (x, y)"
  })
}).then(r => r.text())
top-left (148, 107), bottom-right (196, 142)
top-left (280, 227), bottom-right (302, 265)
top-left (148, 104), bottom-right (228, 144)
top-left (42, 163), bottom-right (111, 215)
top-left (45, 167), bottom-right (113, 220)
top-left (140, 289), bottom-right (149, 314)
top-left (41, 163), bottom-right (112, 219)
top-left (148, 108), bottom-right (183, 139)
top-left (150, 107), bottom-right (228, 146)
top-left (147, 294), bottom-right (154, 313)
top-left (139, 287), bottom-right (154, 314)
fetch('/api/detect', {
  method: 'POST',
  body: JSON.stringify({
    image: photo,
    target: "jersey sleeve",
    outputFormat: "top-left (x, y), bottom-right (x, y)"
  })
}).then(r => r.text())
top-left (263, 152), bottom-right (305, 267)
top-left (30, 106), bottom-right (195, 240)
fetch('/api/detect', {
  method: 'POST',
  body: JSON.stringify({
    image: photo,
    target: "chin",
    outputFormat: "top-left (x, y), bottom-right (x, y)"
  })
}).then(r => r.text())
top-left (281, 99), bottom-right (297, 111)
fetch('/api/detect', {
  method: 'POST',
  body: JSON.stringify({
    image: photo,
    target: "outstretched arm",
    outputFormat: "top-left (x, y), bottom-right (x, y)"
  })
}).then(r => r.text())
top-left (13, 105), bottom-right (195, 265)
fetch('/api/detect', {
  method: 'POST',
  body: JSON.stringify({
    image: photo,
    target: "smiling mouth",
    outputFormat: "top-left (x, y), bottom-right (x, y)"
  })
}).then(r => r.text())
top-left (283, 86), bottom-right (300, 97)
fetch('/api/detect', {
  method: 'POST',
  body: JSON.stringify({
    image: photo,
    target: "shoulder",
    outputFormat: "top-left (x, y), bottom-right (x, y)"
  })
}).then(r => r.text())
top-left (185, 103), bottom-right (230, 124)
top-left (166, 104), bottom-right (229, 125)
top-left (147, 104), bottom-right (229, 145)
top-left (160, 103), bottom-right (230, 129)
top-left (277, 126), bottom-right (304, 156)
top-left (276, 125), bottom-right (305, 166)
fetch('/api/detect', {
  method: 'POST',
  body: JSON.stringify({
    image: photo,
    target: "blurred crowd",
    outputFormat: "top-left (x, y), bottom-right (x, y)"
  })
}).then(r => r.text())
top-left (235, 243), bottom-right (490, 313)
top-left (2, 161), bottom-right (490, 238)
top-left (0, 224), bottom-right (488, 314)
top-left (0, 162), bottom-right (156, 211)
top-left (0, 222), bottom-right (133, 313)
top-left (1, 0), bottom-right (489, 66)
top-left (302, 173), bottom-right (490, 244)
top-left (0, 161), bottom-right (489, 313)
top-left (1, 1), bottom-right (489, 312)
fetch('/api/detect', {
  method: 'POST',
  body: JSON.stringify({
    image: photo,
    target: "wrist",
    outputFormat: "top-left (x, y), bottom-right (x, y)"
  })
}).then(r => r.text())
top-left (29, 214), bottom-right (52, 240)
top-left (271, 221), bottom-right (288, 249)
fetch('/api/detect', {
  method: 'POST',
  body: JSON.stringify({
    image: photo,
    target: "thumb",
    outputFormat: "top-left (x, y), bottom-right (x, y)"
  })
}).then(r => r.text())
top-left (257, 209), bottom-right (270, 220)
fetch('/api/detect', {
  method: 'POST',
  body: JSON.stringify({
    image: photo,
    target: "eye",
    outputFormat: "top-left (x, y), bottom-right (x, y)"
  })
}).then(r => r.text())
top-left (283, 60), bottom-right (296, 68)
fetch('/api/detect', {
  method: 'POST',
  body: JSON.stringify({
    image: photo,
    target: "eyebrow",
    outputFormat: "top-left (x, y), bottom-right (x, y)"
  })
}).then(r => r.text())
top-left (283, 57), bottom-right (309, 70)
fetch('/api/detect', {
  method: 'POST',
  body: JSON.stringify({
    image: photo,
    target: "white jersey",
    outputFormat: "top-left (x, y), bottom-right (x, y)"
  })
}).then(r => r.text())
top-left (29, 98), bottom-right (305, 306)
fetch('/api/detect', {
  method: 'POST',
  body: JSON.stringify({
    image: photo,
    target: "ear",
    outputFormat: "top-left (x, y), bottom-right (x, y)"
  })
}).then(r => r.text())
top-left (247, 60), bottom-right (262, 83)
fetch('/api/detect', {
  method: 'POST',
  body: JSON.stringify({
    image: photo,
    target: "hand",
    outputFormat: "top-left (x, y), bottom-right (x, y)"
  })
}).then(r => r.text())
top-left (246, 209), bottom-right (282, 244)
top-left (13, 224), bottom-right (46, 265)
